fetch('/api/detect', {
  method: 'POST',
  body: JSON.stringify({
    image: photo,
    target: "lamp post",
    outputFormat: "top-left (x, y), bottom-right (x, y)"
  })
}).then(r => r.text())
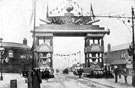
top-left (0, 38), bottom-right (5, 81)
top-left (79, 51), bottom-right (81, 69)
top-left (131, 7), bottom-right (135, 87)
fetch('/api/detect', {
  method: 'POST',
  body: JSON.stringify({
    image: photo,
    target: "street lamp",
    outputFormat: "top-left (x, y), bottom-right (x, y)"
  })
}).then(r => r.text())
top-left (0, 38), bottom-right (5, 81)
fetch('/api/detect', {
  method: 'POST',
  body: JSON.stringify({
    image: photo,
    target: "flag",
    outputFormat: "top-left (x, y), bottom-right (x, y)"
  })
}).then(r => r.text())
top-left (50, 11), bottom-right (52, 14)
top-left (46, 2), bottom-right (49, 18)
top-left (29, 0), bottom-right (37, 25)
top-left (77, 4), bottom-right (79, 8)
top-left (74, 2), bottom-right (76, 5)
top-left (78, 12), bottom-right (81, 15)
top-left (58, 11), bottom-right (60, 13)
top-left (31, 43), bottom-right (35, 52)
top-left (90, 3), bottom-right (95, 20)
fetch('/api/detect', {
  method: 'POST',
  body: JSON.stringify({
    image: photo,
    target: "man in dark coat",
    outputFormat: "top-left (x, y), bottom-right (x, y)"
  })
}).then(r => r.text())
top-left (32, 69), bottom-right (41, 88)
top-left (122, 68), bottom-right (128, 83)
top-left (78, 68), bottom-right (83, 78)
top-left (44, 68), bottom-right (50, 81)
top-left (114, 67), bottom-right (119, 83)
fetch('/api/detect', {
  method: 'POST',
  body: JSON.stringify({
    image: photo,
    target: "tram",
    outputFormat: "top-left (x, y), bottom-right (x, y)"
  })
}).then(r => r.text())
top-left (38, 57), bottom-right (54, 78)
top-left (37, 44), bottom-right (54, 78)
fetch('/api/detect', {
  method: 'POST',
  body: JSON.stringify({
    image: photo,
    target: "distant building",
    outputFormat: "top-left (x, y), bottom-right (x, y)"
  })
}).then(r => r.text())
top-left (104, 43), bottom-right (132, 75)
top-left (0, 38), bottom-right (32, 73)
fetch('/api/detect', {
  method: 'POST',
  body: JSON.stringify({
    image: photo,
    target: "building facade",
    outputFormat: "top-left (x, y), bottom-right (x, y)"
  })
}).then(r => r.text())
top-left (0, 39), bottom-right (32, 73)
top-left (104, 43), bottom-right (132, 75)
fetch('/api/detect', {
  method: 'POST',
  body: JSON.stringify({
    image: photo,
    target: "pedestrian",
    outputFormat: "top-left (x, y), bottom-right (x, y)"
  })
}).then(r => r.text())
top-left (78, 68), bottom-right (83, 78)
top-left (122, 68), bottom-right (128, 83)
top-left (44, 68), bottom-right (50, 81)
top-left (113, 66), bottom-right (119, 83)
top-left (32, 69), bottom-right (41, 88)
top-left (56, 69), bottom-right (59, 73)
top-left (56, 69), bottom-right (59, 75)
top-left (118, 66), bottom-right (122, 79)
top-left (27, 71), bottom-right (32, 88)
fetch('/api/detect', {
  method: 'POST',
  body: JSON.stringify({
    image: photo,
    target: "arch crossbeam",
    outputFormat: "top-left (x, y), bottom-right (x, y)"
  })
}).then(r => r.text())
top-left (31, 24), bottom-right (110, 37)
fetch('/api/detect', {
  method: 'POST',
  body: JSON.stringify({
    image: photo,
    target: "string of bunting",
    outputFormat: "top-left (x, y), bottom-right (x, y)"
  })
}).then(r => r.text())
top-left (54, 51), bottom-right (81, 57)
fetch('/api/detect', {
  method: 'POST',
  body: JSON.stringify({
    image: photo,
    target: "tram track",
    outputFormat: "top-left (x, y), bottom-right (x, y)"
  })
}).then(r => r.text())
top-left (66, 75), bottom-right (116, 88)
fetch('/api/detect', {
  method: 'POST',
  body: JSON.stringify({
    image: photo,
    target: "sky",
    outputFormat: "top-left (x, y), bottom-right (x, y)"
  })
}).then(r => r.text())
top-left (0, 0), bottom-right (135, 68)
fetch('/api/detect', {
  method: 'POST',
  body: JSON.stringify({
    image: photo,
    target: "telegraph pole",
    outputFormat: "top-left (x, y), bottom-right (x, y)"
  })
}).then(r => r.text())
top-left (79, 51), bottom-right (81, 68)
top-left (132, 7), bottom-right (135, 87)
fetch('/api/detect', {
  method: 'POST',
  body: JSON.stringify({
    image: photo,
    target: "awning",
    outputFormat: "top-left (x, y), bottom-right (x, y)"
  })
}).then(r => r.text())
top-left (111, 59), bottom-right (129, 65)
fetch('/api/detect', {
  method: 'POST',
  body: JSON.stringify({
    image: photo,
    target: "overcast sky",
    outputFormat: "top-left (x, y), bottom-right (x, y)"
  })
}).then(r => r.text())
top-left (0, 0), bottom-right (135, 68)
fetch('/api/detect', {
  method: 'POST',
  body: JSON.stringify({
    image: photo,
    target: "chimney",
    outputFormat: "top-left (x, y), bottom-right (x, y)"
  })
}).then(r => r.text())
top-left (107, 44), bottom-right (111, 52)
top-left (23, 38), bottom-right (27, 45)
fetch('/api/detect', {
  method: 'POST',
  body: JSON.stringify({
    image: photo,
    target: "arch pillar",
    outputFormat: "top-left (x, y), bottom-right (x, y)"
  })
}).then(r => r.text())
top-left (34, 33), bottom-right (53, 68)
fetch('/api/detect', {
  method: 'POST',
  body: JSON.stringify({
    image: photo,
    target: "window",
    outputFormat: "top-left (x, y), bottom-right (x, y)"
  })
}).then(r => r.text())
top-left (39, 39), bottom-right (44, 45)
top-left (90, 39), bottom-right (93, 45)
top-left (9, 50), bottom-right (14, 58)
top-left (95, 39), bottom-right (98, 44)
top-left (121, 53), bottom-right (125, 59)
top-left (89, 53), bottom-right (91, 57)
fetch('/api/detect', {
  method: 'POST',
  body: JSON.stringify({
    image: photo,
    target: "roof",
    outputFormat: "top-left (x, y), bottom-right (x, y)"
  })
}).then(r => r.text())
top-left (111, 59), bottom-right (129, 65)
top-left (111, 43), bottom-right (130, 51)
top-left (0, 42), bottom-right (30, 50)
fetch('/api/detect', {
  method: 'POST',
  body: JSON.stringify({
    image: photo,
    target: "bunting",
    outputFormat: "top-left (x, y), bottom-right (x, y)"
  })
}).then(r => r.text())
top-left (54, 51), bottom-right (81, 57)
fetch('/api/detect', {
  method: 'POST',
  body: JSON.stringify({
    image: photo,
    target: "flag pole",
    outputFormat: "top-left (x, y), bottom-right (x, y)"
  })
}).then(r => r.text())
top-left (32, 0), bottom-right (37, 70)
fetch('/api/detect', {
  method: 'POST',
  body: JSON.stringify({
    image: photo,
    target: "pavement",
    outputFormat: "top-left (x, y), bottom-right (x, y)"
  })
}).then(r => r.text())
top-left (0, 73), bottom-right (27, 88)
top-left (84, 76), bottom-right (134, 88)
top-left (69, 72), bottom-right (135, 88)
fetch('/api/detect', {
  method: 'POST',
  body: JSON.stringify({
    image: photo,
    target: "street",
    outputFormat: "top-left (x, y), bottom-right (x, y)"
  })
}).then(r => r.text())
top-left (41, 73), bottom-right (109, 88)
top-left (1, 73), bottom-right (96, 88)
top-left (0, 72), bottom-right (134, 88)
top-left (42, 73), bottom-right (93, 88)
top-left (39, 72), bottom-right (135, 88)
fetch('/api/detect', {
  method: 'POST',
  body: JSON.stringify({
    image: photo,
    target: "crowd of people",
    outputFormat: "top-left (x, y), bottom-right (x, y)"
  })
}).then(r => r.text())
top-left (113, 66), bottom-right (129, 83)
top-left (41, 68), bottom-right (50, 81)
top-left (24, 67), bottom-right (52, 88)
